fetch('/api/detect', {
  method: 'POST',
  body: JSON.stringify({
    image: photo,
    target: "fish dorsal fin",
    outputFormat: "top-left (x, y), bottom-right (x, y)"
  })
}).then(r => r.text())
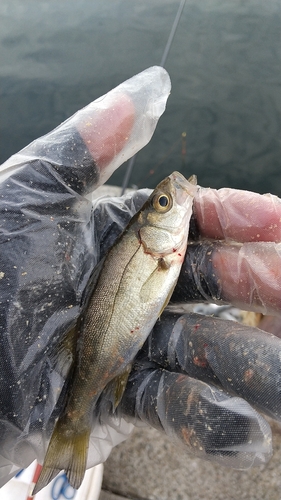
top-left (80, 256), bottom-right (106, 309)
top-left (49, 322), bottom-right (80, 379)
top-left (50, 257), bottom-right (106, 378)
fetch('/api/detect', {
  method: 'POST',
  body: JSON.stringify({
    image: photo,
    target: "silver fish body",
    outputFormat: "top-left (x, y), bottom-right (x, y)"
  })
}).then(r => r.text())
top-left (34, 171), bottom-right (196, 493)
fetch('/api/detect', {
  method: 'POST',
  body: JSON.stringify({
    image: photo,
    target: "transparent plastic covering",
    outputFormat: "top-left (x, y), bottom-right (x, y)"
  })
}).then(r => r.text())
top-left (120, 310), bottom-right (277, 469)
top-left (0, 67), bottom-right (171, 486)
top-left (172, 187), bottom-right (281, 316)
top-left (1, 65), bottom-right (171, 189)
top-left (121, 367), bottom-right (272, 469)
top-left (0, 66), bottom-right (280, 489)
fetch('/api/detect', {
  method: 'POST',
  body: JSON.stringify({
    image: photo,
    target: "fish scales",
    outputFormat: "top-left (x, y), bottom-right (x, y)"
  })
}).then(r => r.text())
top-left (33, 171), bottom-right (196, 493)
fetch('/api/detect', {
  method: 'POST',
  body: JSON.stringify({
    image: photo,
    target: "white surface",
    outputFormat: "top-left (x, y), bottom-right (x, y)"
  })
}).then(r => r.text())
top-left (0, 461), bottom-right (104, 500)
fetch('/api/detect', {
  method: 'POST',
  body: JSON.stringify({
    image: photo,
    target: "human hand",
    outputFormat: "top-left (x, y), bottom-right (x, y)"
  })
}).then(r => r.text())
top-left (96, 179), bottom-right (281, 469)
top-left (0, 66), bottom-right (171, 486)
top-left (174, 184), bottom-right (281, 315)
top-left (0, 66), bottom-right (280, 489)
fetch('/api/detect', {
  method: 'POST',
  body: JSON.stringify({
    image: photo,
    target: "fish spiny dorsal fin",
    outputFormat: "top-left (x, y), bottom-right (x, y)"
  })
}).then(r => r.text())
top-left (32, 417), bottom-right (90, 494)
top-left (49, 324), bottom-right (79, 379)
top-left (80, 256), bottom-right (106, 308)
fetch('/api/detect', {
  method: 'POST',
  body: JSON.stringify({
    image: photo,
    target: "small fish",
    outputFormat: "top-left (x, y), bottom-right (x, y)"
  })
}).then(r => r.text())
top-left (33, 171), bottom-right (196, 493)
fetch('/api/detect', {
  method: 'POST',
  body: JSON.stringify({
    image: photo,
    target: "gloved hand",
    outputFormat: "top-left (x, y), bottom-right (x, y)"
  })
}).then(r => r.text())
top-left (97, 172), bottom-right (281, 470)
top-left (0, 66), bottom-right (280, 487)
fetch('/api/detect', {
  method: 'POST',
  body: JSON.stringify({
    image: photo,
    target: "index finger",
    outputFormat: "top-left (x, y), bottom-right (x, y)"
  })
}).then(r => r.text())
top-left (75, 66), bottom-right (171, 188)
top-left (1, 66), bottom-right (171, 195)
top-left (194, 187), bottom-right (281, 243)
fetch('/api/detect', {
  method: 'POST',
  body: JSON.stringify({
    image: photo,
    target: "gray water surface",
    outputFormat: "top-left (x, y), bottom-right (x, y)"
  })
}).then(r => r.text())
top-left (0, 0), bottom-right (280, 194)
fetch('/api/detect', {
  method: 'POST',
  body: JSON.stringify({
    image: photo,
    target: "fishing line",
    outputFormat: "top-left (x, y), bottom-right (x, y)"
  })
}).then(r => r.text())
top-left (120, 0), bottom-right (186, 195)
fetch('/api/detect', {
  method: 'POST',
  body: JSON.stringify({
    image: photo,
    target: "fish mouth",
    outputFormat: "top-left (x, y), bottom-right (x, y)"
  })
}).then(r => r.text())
top-left (169, 171), bottom-right (197, 204)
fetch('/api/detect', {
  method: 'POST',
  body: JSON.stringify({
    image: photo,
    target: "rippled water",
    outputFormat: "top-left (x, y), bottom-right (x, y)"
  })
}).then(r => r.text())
top-left (0, 0), bottom-right (280, 195)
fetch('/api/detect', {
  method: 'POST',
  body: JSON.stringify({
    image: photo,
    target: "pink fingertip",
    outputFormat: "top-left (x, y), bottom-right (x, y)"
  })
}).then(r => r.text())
top-left (194, 187), bottom-right (281, 243)
top-left (76, 92), bottom-right (135, 171)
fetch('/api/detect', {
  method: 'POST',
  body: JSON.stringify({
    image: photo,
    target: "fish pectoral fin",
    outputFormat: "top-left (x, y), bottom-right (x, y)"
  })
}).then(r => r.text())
top-left (140, 258), bottom-right (170, 302)
top-left (105, 365), bottom-right (132, 411)
top-left (158, 257), bottom-right (171, 270)
top-left (32, 418), bottom-right (90, 494)
top-left (49, 325), bottom-right (79, 379)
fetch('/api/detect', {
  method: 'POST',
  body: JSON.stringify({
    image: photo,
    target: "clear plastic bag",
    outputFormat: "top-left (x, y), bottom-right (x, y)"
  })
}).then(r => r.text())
top-left (0, 66), bottom-right (171, 486)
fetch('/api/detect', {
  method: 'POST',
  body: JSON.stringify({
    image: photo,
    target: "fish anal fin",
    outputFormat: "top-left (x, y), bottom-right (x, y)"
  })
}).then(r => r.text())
top-left (105, 365), bottom-right (132, 411)
top-left (32, 419), bottom-right (90, 494)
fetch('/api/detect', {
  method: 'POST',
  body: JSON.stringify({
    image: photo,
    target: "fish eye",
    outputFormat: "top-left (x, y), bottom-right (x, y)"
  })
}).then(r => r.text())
top-left (152, 193), bottom-right (172, 213)
top-left (159, 195), bottom-right (169, 207)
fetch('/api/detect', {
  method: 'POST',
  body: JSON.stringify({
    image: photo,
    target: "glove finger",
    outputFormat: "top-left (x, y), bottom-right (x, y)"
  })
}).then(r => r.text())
top-left (147, 311), bottom-right (281, 421)
top-left (1, 66), bottom-right (170, 195)
top-left (193, 186), bottom-right (281, 243)
top-left (172, 240), bottom-right (281, 316)
top-left (121, 366), bottom-right (272, 469)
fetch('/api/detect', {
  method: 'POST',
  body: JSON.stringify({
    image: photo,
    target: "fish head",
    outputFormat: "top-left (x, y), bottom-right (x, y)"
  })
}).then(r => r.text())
top-left (138, 171), bottom-right (197, 257)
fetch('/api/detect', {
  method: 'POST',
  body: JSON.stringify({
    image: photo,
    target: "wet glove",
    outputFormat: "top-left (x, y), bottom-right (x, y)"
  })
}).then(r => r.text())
top-left (0, 66), bottom-right (280, 488)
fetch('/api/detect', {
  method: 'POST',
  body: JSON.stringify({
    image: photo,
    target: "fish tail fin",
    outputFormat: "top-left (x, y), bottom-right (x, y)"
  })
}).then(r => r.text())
top-left (32, 419), bottom-right (90, 494)
top-left (65, 430), bottom-right (90, 489)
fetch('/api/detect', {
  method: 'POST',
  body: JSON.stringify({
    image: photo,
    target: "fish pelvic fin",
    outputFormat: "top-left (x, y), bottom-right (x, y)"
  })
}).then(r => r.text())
top-left (104, 365), bottom-right (132, 412)
top-left (112, 365), bottom-right (132, 410)
top-left (158, 283), bottom-right (177, 318)
top-left (32, 420), bottom-right (90, 494)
